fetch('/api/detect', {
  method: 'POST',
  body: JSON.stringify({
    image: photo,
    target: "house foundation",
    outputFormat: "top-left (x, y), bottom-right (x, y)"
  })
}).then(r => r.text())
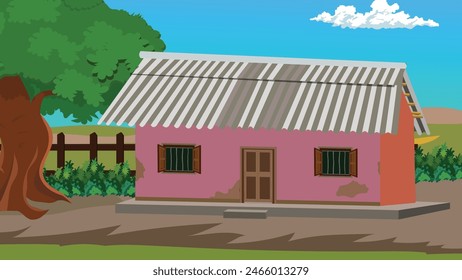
top-left (116, 199), bottom-right (450, 219)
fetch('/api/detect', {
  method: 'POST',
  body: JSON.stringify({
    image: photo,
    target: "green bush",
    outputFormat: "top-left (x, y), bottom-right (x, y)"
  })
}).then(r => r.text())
top-left (44, 160), bottom-right (135, 198)
top-left (415, 144), bottom-right (462, 182)
top-left (456, 170), bottom-right (462, 180)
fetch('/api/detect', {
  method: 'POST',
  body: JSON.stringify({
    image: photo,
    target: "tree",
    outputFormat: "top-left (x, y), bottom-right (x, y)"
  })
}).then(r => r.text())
top-left (0, 0), bottom-right (165, 219)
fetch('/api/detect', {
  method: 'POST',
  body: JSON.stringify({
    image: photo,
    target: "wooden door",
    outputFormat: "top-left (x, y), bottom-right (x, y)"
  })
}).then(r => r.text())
top-left (242, 148), bottom-right (274, 202)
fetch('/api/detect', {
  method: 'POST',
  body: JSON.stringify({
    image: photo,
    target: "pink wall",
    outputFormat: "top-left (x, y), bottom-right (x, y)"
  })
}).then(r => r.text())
top-left (136, 126), bottom-right (381, 203)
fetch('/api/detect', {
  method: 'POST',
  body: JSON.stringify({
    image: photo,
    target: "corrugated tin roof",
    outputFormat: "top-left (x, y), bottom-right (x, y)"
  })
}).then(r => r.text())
top-left (98, 52), bottom-right (430, 135)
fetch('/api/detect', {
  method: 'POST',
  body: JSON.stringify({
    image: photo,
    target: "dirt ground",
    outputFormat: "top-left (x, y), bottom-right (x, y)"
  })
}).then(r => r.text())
top-left (1, 180), bottom-right (462, 253)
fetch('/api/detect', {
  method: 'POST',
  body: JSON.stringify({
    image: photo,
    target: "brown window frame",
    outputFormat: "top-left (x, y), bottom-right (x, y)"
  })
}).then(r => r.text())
top-left (158, 144), bottom-right (201, 174)
top-left (314, 147), bottom-right (357, 177)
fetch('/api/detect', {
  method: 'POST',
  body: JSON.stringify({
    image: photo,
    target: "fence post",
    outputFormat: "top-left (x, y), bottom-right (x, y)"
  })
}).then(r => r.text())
top-left (116, 132), bottom-right (124, 164)
top-left (57, 133), bottom-right (65, 168)
top-left (89, 132), bottom-right (98, 162)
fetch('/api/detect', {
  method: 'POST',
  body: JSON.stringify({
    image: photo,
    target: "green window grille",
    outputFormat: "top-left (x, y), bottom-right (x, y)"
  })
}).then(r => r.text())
top-left (158, 144), bottom-right (201, 173)
top-left (166, 146), bottom-right (193, 172)
top-left (315, 148), bottom-right (358, 177)
top-left (322, 150), bottom-right (350, 175)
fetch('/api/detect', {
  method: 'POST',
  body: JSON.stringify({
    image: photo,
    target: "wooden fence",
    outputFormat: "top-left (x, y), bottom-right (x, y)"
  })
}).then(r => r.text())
top-left (0, 132), bottom-right (136, 176)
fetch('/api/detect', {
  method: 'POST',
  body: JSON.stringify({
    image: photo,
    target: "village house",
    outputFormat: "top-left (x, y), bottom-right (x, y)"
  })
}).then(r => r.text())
top-left (99, 51), bottom-right (430, 207)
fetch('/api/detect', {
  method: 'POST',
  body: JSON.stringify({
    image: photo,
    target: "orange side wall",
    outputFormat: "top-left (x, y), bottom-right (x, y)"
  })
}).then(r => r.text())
top-left (380, 94), bottom-right (416, 205)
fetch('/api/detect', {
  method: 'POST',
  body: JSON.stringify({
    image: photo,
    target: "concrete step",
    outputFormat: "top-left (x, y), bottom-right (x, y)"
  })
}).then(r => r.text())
top-left (223, 209), bottom-right (268, 219)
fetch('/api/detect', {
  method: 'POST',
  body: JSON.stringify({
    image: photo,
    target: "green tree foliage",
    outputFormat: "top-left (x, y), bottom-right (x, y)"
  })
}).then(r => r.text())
top-left (0, 0), bottom-right (165, 122)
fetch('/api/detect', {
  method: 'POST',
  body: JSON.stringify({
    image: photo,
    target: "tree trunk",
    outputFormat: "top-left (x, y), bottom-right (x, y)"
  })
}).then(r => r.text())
top-left (0, 76), bottom-right (70, 219)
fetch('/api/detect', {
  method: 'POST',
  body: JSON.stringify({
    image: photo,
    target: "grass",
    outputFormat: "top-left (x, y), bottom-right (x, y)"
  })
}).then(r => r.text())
top-left (44, 150), bottom-right (135, 171)
top-left (415, 124), bottom-right (462, 152)
top-left (1, 245), bottom-right (462, 260)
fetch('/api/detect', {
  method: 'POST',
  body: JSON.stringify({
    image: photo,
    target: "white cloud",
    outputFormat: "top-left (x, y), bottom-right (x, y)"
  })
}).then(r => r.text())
top-left (310, 0), bottom-right (439, 29)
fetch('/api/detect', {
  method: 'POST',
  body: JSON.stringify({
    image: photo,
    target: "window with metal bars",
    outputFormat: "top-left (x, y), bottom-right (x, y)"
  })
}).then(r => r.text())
top-left (314, 148), bottom-right (357, 177)
top-left (158, 144), bottom-right (201, 173)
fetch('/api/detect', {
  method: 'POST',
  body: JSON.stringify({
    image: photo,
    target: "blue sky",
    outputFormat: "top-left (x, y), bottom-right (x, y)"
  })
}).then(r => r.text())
top-left (48, 0), bottom-right (461, 125)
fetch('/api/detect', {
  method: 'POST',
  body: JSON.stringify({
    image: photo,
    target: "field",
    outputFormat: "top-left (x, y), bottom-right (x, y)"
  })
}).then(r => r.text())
top-left (45, 126), bottom-right (136, 170)
top-left (415, 124), bottom-right (462, 152)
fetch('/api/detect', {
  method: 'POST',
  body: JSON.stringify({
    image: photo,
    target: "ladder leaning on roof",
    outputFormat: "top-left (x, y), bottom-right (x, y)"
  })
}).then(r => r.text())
top-left (402, 72), bottom-right (430, 136)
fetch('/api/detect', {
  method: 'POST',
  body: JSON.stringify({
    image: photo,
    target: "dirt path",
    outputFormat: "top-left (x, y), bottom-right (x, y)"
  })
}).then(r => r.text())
top-left (1, 181), bottom-right (461, 253)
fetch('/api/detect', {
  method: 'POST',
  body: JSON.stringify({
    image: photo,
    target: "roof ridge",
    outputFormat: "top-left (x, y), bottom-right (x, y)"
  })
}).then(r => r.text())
top-left (140, 51), bottom-right (407, 69)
